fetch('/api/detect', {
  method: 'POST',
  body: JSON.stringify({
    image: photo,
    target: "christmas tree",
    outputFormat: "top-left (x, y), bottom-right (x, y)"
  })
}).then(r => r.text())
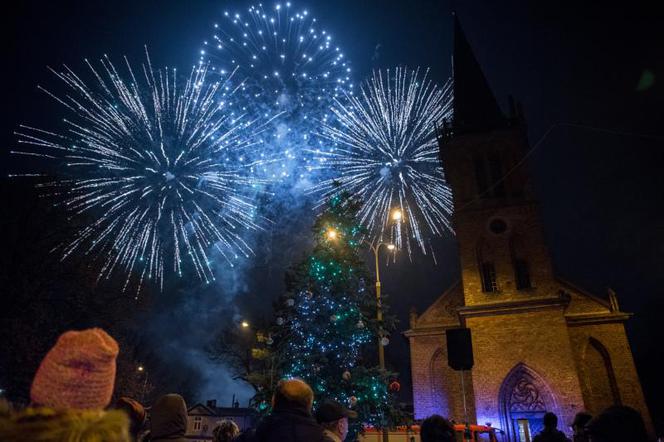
top-left (264, 190), bottom-right (399, 437)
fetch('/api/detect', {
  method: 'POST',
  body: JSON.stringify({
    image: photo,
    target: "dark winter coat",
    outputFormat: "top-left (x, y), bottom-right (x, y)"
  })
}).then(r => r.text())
top-left (533, 428), bottom-right (571, 442)
top-left (248, 406), bottom-right (325, 442)
top-left (149, 394), bottom-right (188, 442)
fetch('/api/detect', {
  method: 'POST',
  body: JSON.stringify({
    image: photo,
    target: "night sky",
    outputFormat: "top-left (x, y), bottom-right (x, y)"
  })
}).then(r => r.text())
top-left (5, 0), bottom-right (663, 429)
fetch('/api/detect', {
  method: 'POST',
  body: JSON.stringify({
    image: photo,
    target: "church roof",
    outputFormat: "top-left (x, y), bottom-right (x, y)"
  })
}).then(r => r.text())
top-left (451, 13), bottom-right (507, 133)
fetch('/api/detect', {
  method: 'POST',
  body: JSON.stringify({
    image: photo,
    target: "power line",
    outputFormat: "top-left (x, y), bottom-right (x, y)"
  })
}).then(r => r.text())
top-left (454, 123), bottom-right (663, 212)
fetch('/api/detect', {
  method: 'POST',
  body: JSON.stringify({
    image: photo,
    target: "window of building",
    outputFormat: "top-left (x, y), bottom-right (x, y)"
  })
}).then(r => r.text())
top-left (193, 416), bottom-right (202, 431)
top-left (488, 152), bottom-right (506, 198)
top-left (474, 155), bottom-right (490, 198)
top-left (514, 259), bottom-right (531, 290)
top-left (481, 262), bottom-right (498, 292)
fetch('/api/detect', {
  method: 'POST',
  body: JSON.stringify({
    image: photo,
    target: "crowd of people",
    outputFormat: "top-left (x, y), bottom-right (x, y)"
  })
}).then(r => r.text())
top-left (0, 328), bottom-right (655, 441)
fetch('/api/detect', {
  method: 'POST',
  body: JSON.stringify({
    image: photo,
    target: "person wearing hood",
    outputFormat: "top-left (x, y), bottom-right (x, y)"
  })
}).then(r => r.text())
top-left (0, 328), bottom-right (131, 441)
top-left (148, 394), bottom-right (189, 442)
top-left (252, 378), bottom-right (325, 442)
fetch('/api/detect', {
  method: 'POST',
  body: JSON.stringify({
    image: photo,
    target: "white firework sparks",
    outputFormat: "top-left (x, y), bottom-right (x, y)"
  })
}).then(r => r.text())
top-left (12, 49), bottom-right (275, 293)
top-left (200, 1), bottom-right (353, 182)
top-left (313, 67), bottom-right (455, 257)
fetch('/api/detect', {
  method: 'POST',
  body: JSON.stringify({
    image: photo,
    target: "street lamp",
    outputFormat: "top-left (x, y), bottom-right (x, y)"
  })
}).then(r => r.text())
top-left (324, 217), bottom-right (399, 442)
top-left (364, 240), bottom-right (396, 371)
top-left (137, 364), bottom-right (149, 401)
top-left (364, 239), bottom-right (397, 442)
top-left (241, 320), bottom-right (250, 328)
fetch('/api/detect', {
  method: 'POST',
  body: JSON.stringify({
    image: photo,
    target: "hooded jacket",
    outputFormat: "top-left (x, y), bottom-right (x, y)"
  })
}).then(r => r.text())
top-left (251, 405), bottom-right (325, 442)
top-left (0, 406), bottom-right (130, 442)
top-left (148, 394), bottom-right (188, 442)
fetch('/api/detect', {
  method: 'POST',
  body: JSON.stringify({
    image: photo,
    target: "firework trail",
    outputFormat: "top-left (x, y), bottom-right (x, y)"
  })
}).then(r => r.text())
top-left (313, 67), bottom-right (455, 257)
top-left (12, 48), bottom-right (276, 294)
top-left (200, 1), bottom-right (353, 183)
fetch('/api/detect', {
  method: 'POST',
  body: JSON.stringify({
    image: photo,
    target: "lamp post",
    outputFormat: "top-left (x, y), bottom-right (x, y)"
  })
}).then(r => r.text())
top-left (137, 365), bottom-right (149, 402)
top-left (325, 225), bottom-right (396, 369)
top-left (370, 207), bottom-right (402, 370)
top-left (326, 210), bottom-right (401, 442)
top-left (365, 239), bottom-right (395, 370)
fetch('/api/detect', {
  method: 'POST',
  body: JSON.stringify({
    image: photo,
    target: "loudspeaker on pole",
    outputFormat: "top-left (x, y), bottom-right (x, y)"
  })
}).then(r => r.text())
top-left (446, 328), bottom-right (474, 371)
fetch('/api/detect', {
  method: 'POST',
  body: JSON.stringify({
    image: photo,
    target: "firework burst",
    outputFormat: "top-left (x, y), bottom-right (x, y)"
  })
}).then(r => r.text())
top-left (200, 1), bottom-right (353, 182)
top-left (313, 67), bottom-right (454, 257)
top-left (12, 49), bottom-right (273, 293)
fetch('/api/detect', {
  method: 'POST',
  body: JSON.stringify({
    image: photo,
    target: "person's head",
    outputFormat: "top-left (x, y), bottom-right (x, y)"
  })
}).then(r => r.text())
top-left (150, 394), bottom-right (188, 439)
top-left (315, 400), bottom-right (358, 441)
top-left (543, 412), bottom-right (558, 429)
top-left (571, 412), bottom-right (592, 436)
top-left (30, 328), bottom-right (119, 410)
top-left (0, 407), bottom-right (131, 442)
top-left (420, 414), bottom-right (455, 442)
top-left (115, 397), bottom-right (146, 438)
top-left (586, 405), bottom-right (648, 442)
top-left (272, 378), bottom-right (314, 412)
top-left (213, 419), bottom-right (240, 442)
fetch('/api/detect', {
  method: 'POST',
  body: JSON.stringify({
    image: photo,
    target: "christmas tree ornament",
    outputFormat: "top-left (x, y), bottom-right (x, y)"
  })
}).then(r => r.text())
top-left (349, 396), bottom-right (358, 407)
top-left (381, 337), bottom-right (390, 346)
top-left (330, 314), bottom-right (338, 322)
top-left (356, 319), bottom-right (365, 329)
top-left (389, 380), bottom-right (401, 392)
top-left (285, 298), bottom-right (295, 307)
top-left (342, 370), bottom-right (352, 381)
top-left (276, 317), bottom-right (284, 326)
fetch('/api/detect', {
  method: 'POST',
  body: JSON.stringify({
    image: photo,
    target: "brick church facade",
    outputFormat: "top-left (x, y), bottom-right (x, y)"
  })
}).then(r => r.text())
top-left (405, 16), bottom-right (653, 441)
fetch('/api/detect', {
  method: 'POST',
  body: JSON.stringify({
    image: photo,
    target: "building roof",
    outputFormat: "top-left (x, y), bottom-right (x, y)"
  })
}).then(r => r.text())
top-left (188, 403), bottom-right (255, 417)
top-left (451, 13), bottom-right (507, 133)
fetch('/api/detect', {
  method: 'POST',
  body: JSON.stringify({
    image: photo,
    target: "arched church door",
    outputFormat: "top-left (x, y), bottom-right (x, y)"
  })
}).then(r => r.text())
top-left (499, 364), bottom-right (559, 442)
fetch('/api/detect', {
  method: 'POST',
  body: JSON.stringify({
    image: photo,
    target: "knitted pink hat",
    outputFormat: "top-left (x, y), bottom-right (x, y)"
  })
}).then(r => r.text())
top-left (31, 328), bottom-right (119, 410)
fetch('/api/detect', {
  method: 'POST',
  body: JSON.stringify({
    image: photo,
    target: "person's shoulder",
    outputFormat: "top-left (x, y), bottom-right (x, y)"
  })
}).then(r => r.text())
top-left (555, 431), bottom-right (570, 442)
top-left (233, 428), bottom-right (257, 442)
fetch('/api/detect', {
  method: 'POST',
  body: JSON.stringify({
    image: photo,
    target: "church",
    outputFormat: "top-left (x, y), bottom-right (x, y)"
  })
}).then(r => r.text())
top-left (405, 16), bottom-right (653, 441)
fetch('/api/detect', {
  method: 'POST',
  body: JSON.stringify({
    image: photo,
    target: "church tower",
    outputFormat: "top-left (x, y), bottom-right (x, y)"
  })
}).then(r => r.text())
top-left (406, 14), bottom-right (653, 441)
top-left (439, 15), bottom-right (556, 305)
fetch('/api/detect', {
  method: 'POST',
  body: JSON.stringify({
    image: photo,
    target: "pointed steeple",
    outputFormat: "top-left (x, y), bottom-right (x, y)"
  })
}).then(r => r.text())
top-left (451, 13), bottom-right (507, 132)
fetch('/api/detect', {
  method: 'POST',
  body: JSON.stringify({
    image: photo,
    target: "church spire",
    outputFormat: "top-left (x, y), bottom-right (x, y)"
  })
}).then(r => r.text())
top-left (451, 13), bottom-right (507, 132)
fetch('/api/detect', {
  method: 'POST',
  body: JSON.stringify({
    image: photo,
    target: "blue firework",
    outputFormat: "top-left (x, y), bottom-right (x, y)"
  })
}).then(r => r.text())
top-left (12, 49), bottom-right (274, 293)
top-left (313, 67), bottom-right (455, 257)
top-left (200, 1), bottom-right (353, 183)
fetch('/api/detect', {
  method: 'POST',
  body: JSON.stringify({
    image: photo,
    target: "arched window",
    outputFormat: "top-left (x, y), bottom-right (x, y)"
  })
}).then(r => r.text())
top-left (477, 237), bottom-right (497, 292)
top-left (426, 345), bottom-right (474, 422)
top-left (473, 152), bottom-right (506, 198)
top-left (510, 234), bottom-right (531, 290)
top-left (583, 338), bottom-right (621, 413)
top-left (499, 363), bottom-right (561, 442)
top-left (429, 347), bottom-right (451, 417)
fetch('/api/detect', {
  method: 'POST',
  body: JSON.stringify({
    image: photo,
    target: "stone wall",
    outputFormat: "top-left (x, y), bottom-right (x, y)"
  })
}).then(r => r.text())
top-left (465, 308), bottom-right (585, 438)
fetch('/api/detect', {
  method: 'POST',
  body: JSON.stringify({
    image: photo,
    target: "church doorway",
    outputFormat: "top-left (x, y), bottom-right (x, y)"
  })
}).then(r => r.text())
top-left (499, 364), bottom-right (559, 442)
